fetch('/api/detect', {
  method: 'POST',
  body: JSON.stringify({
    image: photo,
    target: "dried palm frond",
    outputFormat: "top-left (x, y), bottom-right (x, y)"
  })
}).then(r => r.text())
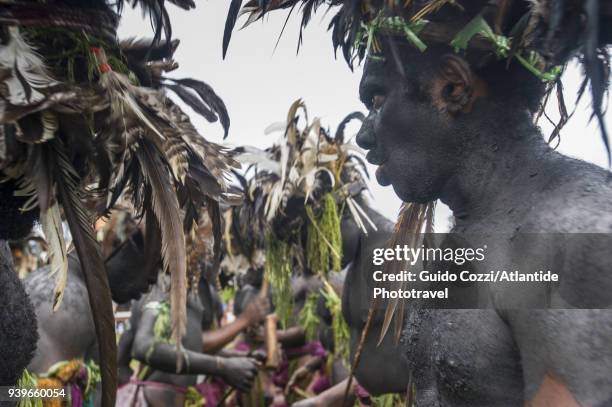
top-left (378, 201), bottom-right (436, 345)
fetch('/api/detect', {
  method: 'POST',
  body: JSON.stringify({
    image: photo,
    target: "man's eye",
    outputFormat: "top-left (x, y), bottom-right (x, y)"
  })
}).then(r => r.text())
top-left (371, 95), bottom-right (386, 111)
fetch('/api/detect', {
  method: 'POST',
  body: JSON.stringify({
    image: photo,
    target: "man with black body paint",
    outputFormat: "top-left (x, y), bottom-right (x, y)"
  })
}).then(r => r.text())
top-left (355, 38), bottom-right (612, 406)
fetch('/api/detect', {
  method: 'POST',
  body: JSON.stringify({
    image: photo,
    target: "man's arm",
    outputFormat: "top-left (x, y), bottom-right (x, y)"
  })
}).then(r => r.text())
top-left (505, 309), bottom-right (612, 407)
top-left (131, 307), bottom-right (258, 391)
top-left (202, 295), bottom-right (269, 353)
top-left (117, 323), bottom-right (135, 385)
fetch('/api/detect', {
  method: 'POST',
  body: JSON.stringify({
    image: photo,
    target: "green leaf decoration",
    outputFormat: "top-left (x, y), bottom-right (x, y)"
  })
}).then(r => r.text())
top-left (299, 292), bottom-right (321, 342)
top-left (321, 279), bottom-right (350, 364)
top-left (265, 231), bottom-right (293, 329)
top-left (371, 392), bottom-right (404, 407)
top-left (16, 369), bottom-right (42, 407)
top-left (450, 15), bottom-right (563, 82)
top-left (306, 193), bottom-right (343, 276)
top-left (450, 15), bottom-right (495, 52)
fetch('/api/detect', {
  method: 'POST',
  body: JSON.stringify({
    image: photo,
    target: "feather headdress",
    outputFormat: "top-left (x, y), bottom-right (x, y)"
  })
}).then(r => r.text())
top-left (231, 100), bottom-right (372, 325)
top-left (0, 4), bottom-right (240, 404)
top-left (223, 0), bottom-right (612, 161)
top-left (234, 99), bottom-right (373, 235)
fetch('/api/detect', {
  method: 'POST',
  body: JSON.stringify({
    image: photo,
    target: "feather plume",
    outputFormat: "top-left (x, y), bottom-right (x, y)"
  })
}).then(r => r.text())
top-left (0, 27), bottom-right (56, 107)
top-left (163, 77), bottom-right (231, 139)
top-left (134, 141), bottom-right (187, 371)
top-left (52, 139), bottom-right (117, 407)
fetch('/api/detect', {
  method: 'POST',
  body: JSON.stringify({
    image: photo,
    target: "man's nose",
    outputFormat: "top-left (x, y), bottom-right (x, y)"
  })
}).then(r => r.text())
top-left (356, 113), bottom-right (376, 149)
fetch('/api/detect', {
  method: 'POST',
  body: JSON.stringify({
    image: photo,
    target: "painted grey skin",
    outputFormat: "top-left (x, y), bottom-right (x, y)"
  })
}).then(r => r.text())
top-left (355, 42), bottom-right (612, 406)
top-left (124, 281), bottom-right (258, 407)
top-left (25, 230), bottom-right (157, 374)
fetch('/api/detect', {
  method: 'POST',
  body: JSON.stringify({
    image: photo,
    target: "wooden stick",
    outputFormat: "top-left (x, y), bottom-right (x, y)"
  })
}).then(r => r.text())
top-left (215, 388), bottom-right (235, 407)
top-left (264, 313), bottom-right (280, 369)
top-left (259, 274), bottom-right (279, 369)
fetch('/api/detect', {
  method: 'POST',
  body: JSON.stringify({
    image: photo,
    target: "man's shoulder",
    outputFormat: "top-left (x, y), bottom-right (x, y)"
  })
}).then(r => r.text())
top-left (524, 162), bottom-right (612, 233)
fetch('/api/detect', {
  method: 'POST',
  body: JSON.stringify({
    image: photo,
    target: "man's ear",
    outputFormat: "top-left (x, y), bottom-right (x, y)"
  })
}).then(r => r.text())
top-left (431, 54), bottom-right (484, 114)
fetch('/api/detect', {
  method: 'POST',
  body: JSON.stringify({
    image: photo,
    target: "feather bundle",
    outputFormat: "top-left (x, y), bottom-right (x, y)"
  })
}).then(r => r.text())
top-left (0, 27), bottom-right (56, 107)
top-left (41, 203), bottom-right (69, 311)
top-left (234, 99), bottom-right (372, 232)
top-left (0, 14), bottom-right (240, 402)
top-left (90, 46), bottom-right (240, 363)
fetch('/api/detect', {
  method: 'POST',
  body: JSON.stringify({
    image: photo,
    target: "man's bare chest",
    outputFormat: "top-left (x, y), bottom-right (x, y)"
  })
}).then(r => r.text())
top-left (405, 308), bottom-right (524, 406)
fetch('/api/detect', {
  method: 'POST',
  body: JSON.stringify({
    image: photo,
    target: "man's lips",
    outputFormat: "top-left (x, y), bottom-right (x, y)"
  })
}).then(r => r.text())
top-left (375, 163), bottom-right (391, 186)
top-left (365, 150), bottom-right (385, 165)
top-left (365, 150), bottom-right (391, 186)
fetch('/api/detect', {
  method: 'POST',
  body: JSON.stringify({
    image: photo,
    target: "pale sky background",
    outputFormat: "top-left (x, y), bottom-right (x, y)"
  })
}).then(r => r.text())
top-left (119, 2), bottom-right (611, 232)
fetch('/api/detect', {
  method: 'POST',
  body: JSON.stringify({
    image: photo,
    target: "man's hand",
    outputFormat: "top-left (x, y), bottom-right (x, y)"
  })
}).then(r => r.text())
top-left (241, 295), bottom-right (270, 325)
top-left (219, 356), bottom-right (258, 392)
top-left (245, 324), bottom-right (266, 344)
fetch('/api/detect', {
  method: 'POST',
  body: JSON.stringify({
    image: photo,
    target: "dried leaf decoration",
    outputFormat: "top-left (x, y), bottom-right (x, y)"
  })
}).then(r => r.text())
top-left (41, 203), bottom-right (68, 311)
top-left (378, 201), bottom-right (436, 345)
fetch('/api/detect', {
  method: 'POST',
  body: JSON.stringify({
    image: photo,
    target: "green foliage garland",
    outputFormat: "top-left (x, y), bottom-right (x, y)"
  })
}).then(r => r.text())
top-left (265, 231), bottom-right (293, 328)
top-left (220, 286), bottom-right (236, 304)
top-left (321, 280), bottom-right (350, 364)
top-left (371, 393), bottom-right (404, 407)
top-left (358, 13), bottom-right (562, 82)
top-left (143, 300), bottom-right (174, 365)
top-left (16, 369), bottom-right (42, 407)
top-left (450, 16), bottom-right (563, 82)
top-left (306, 193), bottom-right (343, 276)
top-left (299, 292), bottom-right (321, 342)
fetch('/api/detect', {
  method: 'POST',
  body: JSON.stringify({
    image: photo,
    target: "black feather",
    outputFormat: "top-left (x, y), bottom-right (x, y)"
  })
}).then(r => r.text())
top-left (165, 83), bottom-right (218, 122)
top-left (166, 78), bottom-right (231, 138)
top-left (334, 111), bottom-right (364, 144)
top-left (584, 0), bottom-right (610, 165)
top-left (223, 0), bottom-right (244, 59)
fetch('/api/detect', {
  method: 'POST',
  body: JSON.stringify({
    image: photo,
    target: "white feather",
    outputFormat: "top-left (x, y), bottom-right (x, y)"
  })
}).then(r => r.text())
top-left (0, 27), bottom-right (56, 106)
top-left (235, 147), bottom-right (281, 174)
top-left (348, 196), bottom-right (378, 232)
top-left (340, 143), bottom-right (366, 156)
top-left (264, 121), bottom-right (287, 135)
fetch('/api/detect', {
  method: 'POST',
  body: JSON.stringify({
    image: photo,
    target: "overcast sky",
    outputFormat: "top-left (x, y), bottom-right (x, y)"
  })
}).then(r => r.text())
top-left (119, 2), bottom-right (611, 232)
